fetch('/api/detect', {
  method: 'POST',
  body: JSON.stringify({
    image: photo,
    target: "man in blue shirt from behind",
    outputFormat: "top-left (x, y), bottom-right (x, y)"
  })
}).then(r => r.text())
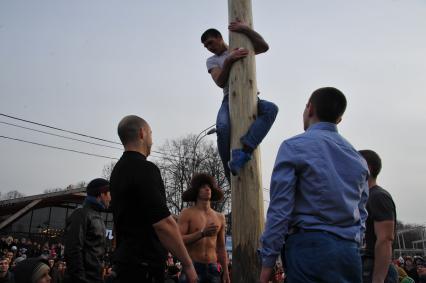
top-left (260, 87), bottom-right (369, 283)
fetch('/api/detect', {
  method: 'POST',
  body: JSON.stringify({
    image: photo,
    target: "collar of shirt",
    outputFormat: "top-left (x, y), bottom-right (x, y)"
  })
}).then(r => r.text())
top-left (306, 122), bottom-right (338, 133)
top-left (123, 150), bottom-right (146, 160)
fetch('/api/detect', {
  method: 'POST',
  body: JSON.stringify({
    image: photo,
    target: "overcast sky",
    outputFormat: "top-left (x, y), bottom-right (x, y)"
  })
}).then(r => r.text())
top-left (1, 0), bottom-right (425, 224)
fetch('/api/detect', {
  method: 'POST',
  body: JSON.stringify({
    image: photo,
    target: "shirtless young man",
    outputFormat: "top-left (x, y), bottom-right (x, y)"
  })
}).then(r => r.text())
top-left (178, 173), bottom-right (230, 283)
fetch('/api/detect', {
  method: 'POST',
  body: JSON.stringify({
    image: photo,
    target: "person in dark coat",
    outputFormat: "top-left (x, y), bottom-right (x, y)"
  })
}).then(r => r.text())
top-left (63, 178), bottom-right (111, 283)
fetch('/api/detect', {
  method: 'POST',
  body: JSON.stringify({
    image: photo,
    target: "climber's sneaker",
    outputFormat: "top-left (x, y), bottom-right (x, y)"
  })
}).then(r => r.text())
top-left (228, 149), bottom-right (252, 176)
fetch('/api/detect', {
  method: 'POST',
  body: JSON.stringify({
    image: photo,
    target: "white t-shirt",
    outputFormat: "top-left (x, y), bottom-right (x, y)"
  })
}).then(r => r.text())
top-left (206, 50), bottom-right (230, 97)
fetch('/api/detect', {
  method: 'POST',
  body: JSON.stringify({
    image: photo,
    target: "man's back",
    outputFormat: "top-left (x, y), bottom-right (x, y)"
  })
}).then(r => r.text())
top-left (110, 151), bottom-right (171, 266)
top-left (277, 122), bottom-right (369, 241)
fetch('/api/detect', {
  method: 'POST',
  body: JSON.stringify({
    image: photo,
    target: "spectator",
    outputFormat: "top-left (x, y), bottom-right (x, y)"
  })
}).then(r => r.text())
top-left (4, 238), bottom-right (13, 251)
top-left (14, 258), bottom-right (51, 283)
top-left (0, 238), bottom-right (6, 251)
top-left (272, 264), bottom-right (284, 283)
top-left (404, 257), bottom-right (419, 282)
top-left (64, 178), bottom-right (111, 283)
top-left (178, 173), bottom-right (229, 283)
top-left (260, 87), bottom-right (369, 283)
top-left (110, 115), bottom-right (197, 283)
top-left (51, 261), bottom-right (65, 283)
top-left (5, 252), bottom-right (14, 266)
top-left (0, 256), bottom-right (14, 283)
top-left (359, 149), bottom-right (398, 283)
top-left (418, 261), bottom-right (426, 283)
top-left (13, 254), bottom-right (26, 267)
top-left (165, 253), bottom-right (180, 283)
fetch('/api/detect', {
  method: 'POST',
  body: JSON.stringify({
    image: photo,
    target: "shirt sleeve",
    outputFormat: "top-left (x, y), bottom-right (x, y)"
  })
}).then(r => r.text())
top-left (260, 141), bottom-right (298, 268)
top-left (206, 56), bottom-right (219, 72)
top-left (370, 192), bottom-right (395, 222)
top-left (141, 164), bottom-right (171, 225)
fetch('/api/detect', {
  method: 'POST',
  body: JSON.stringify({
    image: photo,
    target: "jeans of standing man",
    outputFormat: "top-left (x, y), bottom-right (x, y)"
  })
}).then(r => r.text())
top-left (216, 95), bottom-right (278, 181)
top-left (284, 230), bottom-right (362, 283)
top-left (179, 262), bottom-right (221, 283)
top-left (114, 263), bottom-right (164, 283)
top-left (362, 257), bottom-right (398, 283)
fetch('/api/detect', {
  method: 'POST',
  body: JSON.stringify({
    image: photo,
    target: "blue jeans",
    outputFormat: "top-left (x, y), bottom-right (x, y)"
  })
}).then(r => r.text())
top-left (216, 95), bottom-right (278, 181)
top-left (179, 262), bottom-right (220, 283)
top-left (284, 231), bottom-right (362, 283)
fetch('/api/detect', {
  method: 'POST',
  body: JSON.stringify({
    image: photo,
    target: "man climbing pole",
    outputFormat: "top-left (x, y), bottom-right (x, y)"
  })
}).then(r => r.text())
top-left (201, 20), bottom-right (278, 182)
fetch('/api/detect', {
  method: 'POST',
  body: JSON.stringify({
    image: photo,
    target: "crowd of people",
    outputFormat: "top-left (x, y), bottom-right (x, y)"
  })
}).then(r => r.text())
top-left (0, 236), bottom-right (115, 283)
top-left (1, 234), bottom-right (426, 283)
top-left (0, 235), bottom-right (232, 283)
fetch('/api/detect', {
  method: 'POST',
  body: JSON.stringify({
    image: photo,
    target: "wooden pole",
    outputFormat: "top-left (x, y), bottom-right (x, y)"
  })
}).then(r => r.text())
top-left (228, 0), bottom-right (264, 281)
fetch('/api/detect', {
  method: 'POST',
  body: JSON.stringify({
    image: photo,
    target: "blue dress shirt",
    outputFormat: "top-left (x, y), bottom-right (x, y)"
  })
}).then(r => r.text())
top-left (260, 122), bottom-right (369, 267)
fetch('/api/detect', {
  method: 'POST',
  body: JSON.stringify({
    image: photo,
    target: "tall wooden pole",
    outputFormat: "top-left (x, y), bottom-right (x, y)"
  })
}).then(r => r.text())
top-left (228, 0), bottom-right (264, 281)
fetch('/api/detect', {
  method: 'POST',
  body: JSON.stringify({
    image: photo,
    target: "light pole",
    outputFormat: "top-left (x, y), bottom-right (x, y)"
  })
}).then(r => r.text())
top-left (194, 124), bottom-right (217, 148)
top-left (191, 124), bottom-right (216, 173)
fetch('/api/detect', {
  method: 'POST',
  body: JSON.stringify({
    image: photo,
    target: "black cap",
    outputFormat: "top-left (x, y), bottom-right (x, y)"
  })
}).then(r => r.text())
top-left (86, 178), bottom-right (110, 197)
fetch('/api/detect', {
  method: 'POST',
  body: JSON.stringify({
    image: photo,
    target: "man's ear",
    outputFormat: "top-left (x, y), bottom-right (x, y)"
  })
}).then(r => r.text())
top-left (307, 103), bottom-right (315, 117)
top-left (336, 117), bottom-right (343, 124)
top-left (138, 127), bottom-right (144, 140)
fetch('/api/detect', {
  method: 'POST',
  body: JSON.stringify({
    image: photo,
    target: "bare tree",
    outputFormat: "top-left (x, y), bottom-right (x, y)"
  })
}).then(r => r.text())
top-left (0, 190), bottom-right (25, 200)
top-left (75, 181), bottom-right (87, 189)
top-left (43, 180), bottom-right (88, 194)
top-left (153, 134), bottom-right (230, 215)
top-left (102, 161), bottom-right (117, 181)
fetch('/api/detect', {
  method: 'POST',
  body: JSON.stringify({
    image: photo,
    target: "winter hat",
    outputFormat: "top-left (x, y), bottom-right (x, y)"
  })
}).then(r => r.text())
top-left (86, 178), bottom-right (110, 197)
top-left (14, 258), bottom-right (50, 283)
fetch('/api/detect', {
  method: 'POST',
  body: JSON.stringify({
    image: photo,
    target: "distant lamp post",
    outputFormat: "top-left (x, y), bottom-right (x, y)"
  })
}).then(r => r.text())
top-left (192, 125), bottom-right (216, 172)
top-left (194, 125), bottom-right (217, 146)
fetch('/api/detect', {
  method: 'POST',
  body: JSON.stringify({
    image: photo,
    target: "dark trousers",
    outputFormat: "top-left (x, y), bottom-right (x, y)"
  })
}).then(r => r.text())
top-left (114, 263), bottom-right (164, 283)
top-left (179, 262), bottom-right (221, 283)
top-left (285, 231), bottom-right (362, 283)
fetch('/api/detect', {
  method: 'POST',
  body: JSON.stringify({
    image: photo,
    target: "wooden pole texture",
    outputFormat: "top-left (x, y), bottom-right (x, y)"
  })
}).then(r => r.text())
top-left (228, 0), bottom-right (264, 281)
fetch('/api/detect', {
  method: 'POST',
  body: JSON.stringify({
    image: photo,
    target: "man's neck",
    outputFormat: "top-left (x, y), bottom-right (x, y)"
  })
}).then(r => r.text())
top-left (368, 179), bottom-right (377, 189)
top-left (305, 118), bottom-right (321, 130)
top-left (216, 44), bottom-right (228, 56)
top-left (124, 144), bottom-right (148, 157)
top-left (195, 199), bottom-right (211, 212)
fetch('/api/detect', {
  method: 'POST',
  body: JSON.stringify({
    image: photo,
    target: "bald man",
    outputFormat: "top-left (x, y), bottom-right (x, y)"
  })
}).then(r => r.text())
top-left (110, 115), bottom-right (197, 283)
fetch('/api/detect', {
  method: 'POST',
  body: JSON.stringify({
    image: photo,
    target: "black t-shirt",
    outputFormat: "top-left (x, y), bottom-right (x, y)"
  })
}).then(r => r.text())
top-left (365, 185), bottom-right (396, 257)
top-left (110, 151), bottom-right (171, 266)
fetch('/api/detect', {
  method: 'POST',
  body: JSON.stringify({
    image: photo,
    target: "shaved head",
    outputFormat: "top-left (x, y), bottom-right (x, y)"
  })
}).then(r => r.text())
top-left (117, 115), bottom-right (148, 146)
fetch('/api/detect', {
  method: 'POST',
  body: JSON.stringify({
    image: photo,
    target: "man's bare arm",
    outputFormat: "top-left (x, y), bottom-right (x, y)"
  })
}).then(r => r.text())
top-left (372, 220), bottom-right (394, 283)
top-left (216, 214), bottom-right (230, 283)
top-left (209, 48), bottom-right (248, 88)
top-left (229, 20), bottom-right (269, 54)
top-left (153, 215), bottom-right (198, 283)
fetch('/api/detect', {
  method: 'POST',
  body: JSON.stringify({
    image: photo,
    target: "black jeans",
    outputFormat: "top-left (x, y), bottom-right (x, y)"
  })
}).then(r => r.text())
top-left (179, 262), bottom-right (221, 283)
top-left (114, 263), bottom-right (165, 283)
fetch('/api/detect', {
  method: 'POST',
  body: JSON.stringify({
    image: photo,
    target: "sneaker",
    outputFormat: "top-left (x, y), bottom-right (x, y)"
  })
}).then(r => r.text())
top-left (228, 149), bottom-right (252, 176)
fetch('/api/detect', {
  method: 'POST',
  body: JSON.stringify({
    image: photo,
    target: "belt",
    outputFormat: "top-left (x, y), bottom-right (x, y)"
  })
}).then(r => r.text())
top-left (289, 227), bottom-right (346, 241)
top-left (289, 227), bottom-right (327, 234)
